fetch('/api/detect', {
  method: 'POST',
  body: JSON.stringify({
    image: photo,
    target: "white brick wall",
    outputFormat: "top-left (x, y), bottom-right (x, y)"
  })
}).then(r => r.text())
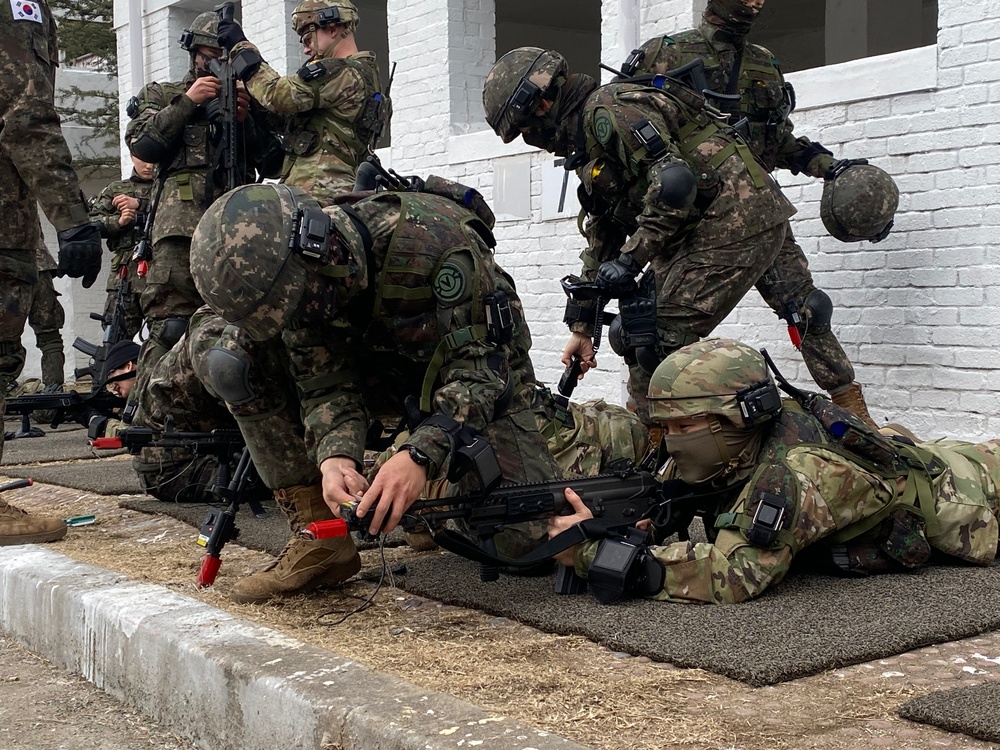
top-left (112, 0), bottom-right (1000, 441)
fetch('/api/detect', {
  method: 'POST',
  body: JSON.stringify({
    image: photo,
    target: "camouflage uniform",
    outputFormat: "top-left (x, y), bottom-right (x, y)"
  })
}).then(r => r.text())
top-left (571, 339), bottom-right (1000, 604)
top-left (622, 19), bottom-right (876, 409)
top-left (26, 244), bottom-right (65, 386)
top-left (483, 48), bottom-right (795, 425)
top-left (88, 171), bottom-right (154, 339)
top-left (124, 14), bottom-right (278, 416)
top-left (1, 0), bottom-right (96, 470)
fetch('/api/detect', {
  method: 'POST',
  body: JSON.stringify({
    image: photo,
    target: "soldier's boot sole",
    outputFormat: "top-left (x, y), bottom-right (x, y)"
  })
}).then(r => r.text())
top-left (0, 522), bottom-right (67, 546)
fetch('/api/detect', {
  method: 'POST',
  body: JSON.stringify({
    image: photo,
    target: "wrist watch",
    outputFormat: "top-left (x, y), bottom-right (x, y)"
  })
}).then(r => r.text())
top-left (406, 445), bottom-right (432, 468)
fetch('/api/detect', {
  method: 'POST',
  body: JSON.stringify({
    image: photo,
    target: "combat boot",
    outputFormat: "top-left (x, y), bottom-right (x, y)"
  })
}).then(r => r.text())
top-left (830, 382), bottom-right (879, 430)
top-left (0, 499), bottom-right (67, 546)
top-left (229, 484), bottom-right (361, 604)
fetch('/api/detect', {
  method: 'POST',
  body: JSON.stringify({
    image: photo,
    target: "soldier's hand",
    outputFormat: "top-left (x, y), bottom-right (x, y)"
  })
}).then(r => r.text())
top-left (562, 332), bottom-right (596, 375)
top-left (118, 208), bottom-right (136, 227)
top-left (216, 16), bottom-right (247, 49)
top-left (825, 158), bottom-right (869, 180)
top-left (355, 450), bottom-right (427, 535)
top-left (185, 77), bottom-right (221, 104)
top-left (595, 254), bottom-right (640, 298)
top-left (320, 456), bottom-right (369, 512)
top-left (548, 488), bottom-right (594, 567)
top-left (235, 85), bottom-right (250, 123)
top-left (111, 194), bottom-right (140, 212)
top-left (56, 223), bottom-right (102, 288)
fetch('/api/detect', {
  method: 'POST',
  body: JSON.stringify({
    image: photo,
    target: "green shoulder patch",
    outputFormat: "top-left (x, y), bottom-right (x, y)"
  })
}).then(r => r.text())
top-left (432, 260), bottom-right (468, 305)
top-left (593, 108), bottom-right (615, 145)
top-left (664, 36), bottom-right (675, 44)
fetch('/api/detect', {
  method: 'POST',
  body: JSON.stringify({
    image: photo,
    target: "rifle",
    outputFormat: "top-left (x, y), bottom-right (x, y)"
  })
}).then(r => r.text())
top-left (92, 417), bottom-right (266, 588)
top-left (4, 389), bottom-right (124, 439)
top-left (209, 2), bottom-right (240, 197)
top-left (73, 264), bottom-right (133, 391)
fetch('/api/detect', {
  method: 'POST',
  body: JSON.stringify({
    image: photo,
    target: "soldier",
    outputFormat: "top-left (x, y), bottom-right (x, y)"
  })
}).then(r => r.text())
top-left (27, 244), bottom-right (66, 389)
top-left (483, 47), bottom-right (795, 433)
top-left (89, 154), bottom-right (156, 339)
top-left (616, 0), bottom-right (898, 426)
top-left (215, 0), bottom-right (390, 202)
top-left (549, 338), bottom-right (1000, 604)
top-left (190, 181), bottom-right (563, 571)
top-left (1, 0), bottom-right (103, 543)
top-left (124, 11), bottom-right (278, 414)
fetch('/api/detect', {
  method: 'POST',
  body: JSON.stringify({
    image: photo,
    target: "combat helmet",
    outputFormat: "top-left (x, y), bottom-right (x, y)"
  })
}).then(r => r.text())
top-left (292, 0), bottom-right (359, 38)
top-left (821, 162), bottom-right (899, 243)
top-left (483, 47), bottom-right (569, 144)
top-left (178, 11), bottom-right (222, 52)
top-left (647, 339), bottom-right (779, 426)
top-left (190, 183), bottom-right (366, 341)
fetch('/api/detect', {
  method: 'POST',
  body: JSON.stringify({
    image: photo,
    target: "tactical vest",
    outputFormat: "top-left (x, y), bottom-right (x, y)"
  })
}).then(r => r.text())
top-left (629, 29), bottom-right (791, 171)
top-left (714, 399), bottom-right (946, 573)
top-left (359, 192), bottom-right (500, 412)
top-left (582, 81), bottom-right (766, 201)
top-left (284, 55), bottom-right (388, 162)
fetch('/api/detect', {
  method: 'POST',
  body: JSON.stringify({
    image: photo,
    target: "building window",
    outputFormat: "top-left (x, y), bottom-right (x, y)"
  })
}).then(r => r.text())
top-left (495, 0), bottom-right (601, 80)
top-left (752, 0), bottom-right (938, 73)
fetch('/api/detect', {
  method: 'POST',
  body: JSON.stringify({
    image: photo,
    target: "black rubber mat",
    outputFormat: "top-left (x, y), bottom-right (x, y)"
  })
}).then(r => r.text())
top-left (395, 553), bottom-right (1000, 686)
top-left (3, 458), bottom-right (142, 495)
top-left (2, 422), bottom-right (117, 464)
top-left (899, 683), bottom-right (1000, 742)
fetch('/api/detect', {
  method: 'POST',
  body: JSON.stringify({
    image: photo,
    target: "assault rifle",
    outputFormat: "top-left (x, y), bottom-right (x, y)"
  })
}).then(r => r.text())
top-left (73, 264), bottom-right (133, 391)
top-left (4, 389), bottom-right (124, 439)
top-left (324, 460), bottom-right (721, 596)
top-left (210, 2), bottom-right (240, 196)
top-left (92, 416), bottom-right (265, 587)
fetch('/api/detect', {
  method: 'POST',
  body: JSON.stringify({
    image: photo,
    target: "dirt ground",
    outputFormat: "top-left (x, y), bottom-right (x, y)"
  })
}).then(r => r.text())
top-left (0, 634), bottom-right (196, 750)
top-left (3, 474), bottom-right (1000, 750)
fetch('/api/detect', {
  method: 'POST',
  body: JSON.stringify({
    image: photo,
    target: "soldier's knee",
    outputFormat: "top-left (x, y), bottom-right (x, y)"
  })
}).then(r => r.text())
top-left (803, 289), bottom-right (833, 334)
top-left (152, 317), bottom-right (189, 349)
top-left (204, 346), bottom-right (255, 406)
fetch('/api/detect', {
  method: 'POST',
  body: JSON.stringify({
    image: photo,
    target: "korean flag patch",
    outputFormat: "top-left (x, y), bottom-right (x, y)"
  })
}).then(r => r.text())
top-left (11, 0), bottom-right (44, 23)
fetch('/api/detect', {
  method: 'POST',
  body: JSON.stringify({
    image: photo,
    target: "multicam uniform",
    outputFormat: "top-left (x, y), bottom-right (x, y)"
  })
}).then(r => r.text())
top-left (1, 0), bottom-right (92, 464)
top-left (88, 172), bottom-right (154, 339)
top-left (27, 244), bottom-right (65, 387)
top-left (625, 25), bottom-right (860, 396)
top-left (231, 42), bottom-right (389, 201)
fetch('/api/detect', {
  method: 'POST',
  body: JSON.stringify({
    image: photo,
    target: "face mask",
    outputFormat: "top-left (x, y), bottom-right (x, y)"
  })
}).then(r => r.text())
top-left (664, 419), bottom-right (763, 485)
top-left (706, 0), bottom-right (762, 37)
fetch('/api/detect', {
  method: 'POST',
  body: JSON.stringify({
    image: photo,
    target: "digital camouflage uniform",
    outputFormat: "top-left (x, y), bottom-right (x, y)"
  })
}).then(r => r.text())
top-left (624, 22), bottom-right (867, 403)
top-left (88, 171), bottom-right (154, 339)
top-left (571, 339), bottom-right (1000, 604)
top-left (483, 49), bottom-right (795, 426)
top-left (1, 0), bottom-right (92, 473)
top-left (27, 244), bottom-right (65, 386)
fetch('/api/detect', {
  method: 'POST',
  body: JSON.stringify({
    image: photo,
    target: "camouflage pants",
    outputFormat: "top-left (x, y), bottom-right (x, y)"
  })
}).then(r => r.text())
top-left (628, 223), bottom-right (786, 423)
top-left (0, 270), bottom-right (32, 464)
top-left (27, 270), bottom-right (65, 386)
top-left (103, 251), bottom-right (145, 341)
top-left (754, 223), bottom-right (855, 392)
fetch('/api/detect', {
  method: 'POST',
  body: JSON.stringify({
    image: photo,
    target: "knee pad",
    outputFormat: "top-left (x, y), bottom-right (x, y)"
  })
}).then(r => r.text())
top-left (803, 289), bottom-right (833, 331)
top-left (204, 346), bottom-right (255, 406)
top-left (155, 317), bottom-right (189, 349)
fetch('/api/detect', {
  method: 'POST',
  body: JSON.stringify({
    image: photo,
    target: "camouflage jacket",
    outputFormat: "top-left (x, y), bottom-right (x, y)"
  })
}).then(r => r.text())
top-left (34, 243), bottom-right (57, 273)
top-left (283, 190), bottom-right (536, 478)
top-left (626, 25), bottom-right (836, 177)
top-left (1, 0), bottom-right (90, 278)
top-left (88, 173), bottom-right (154, 265)
top-left (574, 80), bottom-right (795, 281)
top-left (124, 73), bottom-right (271, 242)
top-left (575, 400), bottom-right (1000, 604)
top-left (233, 43), bottom-right (390, 201)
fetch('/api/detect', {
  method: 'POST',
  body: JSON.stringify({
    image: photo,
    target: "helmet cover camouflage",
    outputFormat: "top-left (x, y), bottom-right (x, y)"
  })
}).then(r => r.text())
top-left (483, 47), bottom-right (569, 143)
top-left (292, 0), bottom-right (359, 36)
top-left (191, 184), bottom-right (317, 342)
top-left (179, 11), bottom-right (222, 52)
top-left (821, 163), bottom-right (899, 243)
top-left (647, 338), bottom-right (771, 424)
top-left (705, 0), bottom-right (763, 34)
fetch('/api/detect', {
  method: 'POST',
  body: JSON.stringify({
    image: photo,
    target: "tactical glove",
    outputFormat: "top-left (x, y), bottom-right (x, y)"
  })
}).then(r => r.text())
top-left (825, 158), bottom-right (869, 180)
top-left (56, 223), bottom-right (102, 288)
top-left (216, 17), bottom-right (247, 49)
top-left (596, 254), bottom-right (641, 299)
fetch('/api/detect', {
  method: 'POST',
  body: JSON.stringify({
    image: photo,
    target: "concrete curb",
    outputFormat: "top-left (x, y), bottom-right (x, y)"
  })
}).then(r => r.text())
top-left (0, 547), bottom-right (592, 750)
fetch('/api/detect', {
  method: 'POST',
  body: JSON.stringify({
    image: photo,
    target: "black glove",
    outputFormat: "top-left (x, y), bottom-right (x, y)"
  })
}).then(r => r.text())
top-left (825, 158), bottom-right (869, 180)
top-left (596, 254), bottom-right (641, 299)
top-left (217, 17), bottom-right (247, 49)
top-left (56, 223), bottom-right (102, 288)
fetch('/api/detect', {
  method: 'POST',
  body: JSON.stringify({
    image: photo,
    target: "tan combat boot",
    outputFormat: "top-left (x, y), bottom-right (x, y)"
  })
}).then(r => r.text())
top-left (830, 382), bottom-right (879, 430)
top-left (0, 499), bottom-right (67, 546)
top-left (229, 484), bottom-right (361, 604)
